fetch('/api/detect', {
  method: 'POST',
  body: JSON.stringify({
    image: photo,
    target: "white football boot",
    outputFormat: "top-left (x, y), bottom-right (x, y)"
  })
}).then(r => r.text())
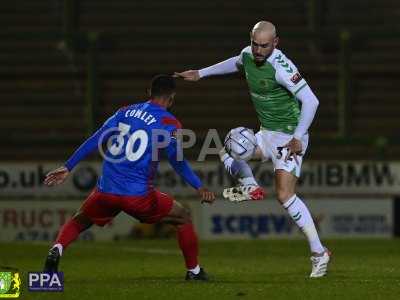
top-left (222, 185), bottom-right (265, 202)
top-left (219, 147), bottom-right (265, 202)
top-left (309, 248), bottom-right (331, 278)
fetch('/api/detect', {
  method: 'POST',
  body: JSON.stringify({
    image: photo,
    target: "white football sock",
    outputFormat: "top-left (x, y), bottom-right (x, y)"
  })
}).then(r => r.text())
top-left (238, 176), bottom-right (258, 186)
top-left (221, 152), bottom-right (258, 186)
top-left (52, 243), bottom-right (63, 256)
top-left (189, 265), bottom-right (200, 275)
top-left (283, 195), bottom-right (324, 254)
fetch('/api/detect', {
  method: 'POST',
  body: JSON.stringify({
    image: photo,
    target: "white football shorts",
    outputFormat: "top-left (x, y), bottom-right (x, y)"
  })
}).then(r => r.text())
top-left (255, 129), bottom-right (309, 178)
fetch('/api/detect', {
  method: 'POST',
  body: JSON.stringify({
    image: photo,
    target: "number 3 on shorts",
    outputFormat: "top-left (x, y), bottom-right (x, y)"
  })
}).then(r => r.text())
top-left (276, 146), bottom-right (293, 161)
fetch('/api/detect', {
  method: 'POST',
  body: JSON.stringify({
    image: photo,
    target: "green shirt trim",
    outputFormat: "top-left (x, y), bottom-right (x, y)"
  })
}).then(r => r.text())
top-left (294, 83), bottom-right (308, 95)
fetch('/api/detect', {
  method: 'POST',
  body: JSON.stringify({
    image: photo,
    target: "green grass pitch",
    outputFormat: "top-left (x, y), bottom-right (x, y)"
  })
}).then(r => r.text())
top-left (1, 239), bottom-right (400, 300)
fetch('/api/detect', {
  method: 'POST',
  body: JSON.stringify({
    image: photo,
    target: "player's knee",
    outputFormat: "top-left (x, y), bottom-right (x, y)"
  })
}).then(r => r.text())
top-left (170, 201), bottom-right (192, 224)
top-left (276, 189), bottom-right (294, 204)
top-left (180, 207), bottom-right (192, 224)
top-left (72, 211), bottom-right (93, 229)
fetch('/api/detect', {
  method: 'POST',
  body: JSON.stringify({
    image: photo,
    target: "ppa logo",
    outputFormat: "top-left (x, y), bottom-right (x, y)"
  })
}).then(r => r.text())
top-left (28, 272), bottom-right (63, 292)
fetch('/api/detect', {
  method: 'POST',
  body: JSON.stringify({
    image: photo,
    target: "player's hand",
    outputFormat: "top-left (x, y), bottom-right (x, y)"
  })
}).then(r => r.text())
top-left (197, 187), bottom-right (215, 204)
top-left (44, 166), bottom-right (70, 186)
top-left (282, 138), bottom-right (302, 165)
top-left (173, 70), bottom-right (200, 82)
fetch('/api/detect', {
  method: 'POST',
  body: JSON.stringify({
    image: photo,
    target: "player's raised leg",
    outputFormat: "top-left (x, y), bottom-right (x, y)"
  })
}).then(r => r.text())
top-left (220, 127), bottom-right (265, 202)
top-left (275, 169), bottom-right (330, 278)
top-left (161, 199), bottom-right (208, 281)
top-left (220, 150), bottom-right (265, 201)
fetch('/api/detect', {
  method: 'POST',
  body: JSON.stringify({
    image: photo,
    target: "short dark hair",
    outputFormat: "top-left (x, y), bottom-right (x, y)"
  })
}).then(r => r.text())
top-left (150, 74), bottom-right (176, 98)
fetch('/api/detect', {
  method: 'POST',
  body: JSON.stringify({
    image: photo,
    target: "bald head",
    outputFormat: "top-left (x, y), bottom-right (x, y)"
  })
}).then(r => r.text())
top-left (250, 21), bottom-right (279, 64)
top-left (252, 21), bottom-right (277, 38)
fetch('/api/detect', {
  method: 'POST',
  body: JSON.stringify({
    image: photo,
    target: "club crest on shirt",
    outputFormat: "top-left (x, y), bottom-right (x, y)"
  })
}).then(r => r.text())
top-left (259, 79), bottom-right (268, 87)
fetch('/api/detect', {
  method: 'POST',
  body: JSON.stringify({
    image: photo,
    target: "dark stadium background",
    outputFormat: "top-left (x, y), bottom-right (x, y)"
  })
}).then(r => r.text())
top-left (0, 1), bottom-right (400, 299)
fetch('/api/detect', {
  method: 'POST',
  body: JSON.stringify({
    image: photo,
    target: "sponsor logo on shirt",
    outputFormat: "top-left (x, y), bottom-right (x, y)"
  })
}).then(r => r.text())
top-left (290, 73), bottom-right (303, 84)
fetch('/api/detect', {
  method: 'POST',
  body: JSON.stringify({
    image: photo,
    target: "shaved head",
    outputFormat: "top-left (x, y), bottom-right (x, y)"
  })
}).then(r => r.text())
top-left (252, 21), bottom-right (277, 38)
top-left (250, 21), bottom-right (279, 65)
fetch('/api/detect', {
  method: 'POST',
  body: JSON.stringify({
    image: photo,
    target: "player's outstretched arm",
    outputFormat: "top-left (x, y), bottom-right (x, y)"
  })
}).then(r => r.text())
top-left (45, 112), bottom-right (117, 187)
top-left (173, 70), bottom-right (200, 81)
top-left (43, 134), bottom-right (98, 187)
top-left (174, 56), bottom-right (241, 81)
top-left (61, 110), bottom-right (120, 172)
top-left (44, 166), bottom-right (69, 186)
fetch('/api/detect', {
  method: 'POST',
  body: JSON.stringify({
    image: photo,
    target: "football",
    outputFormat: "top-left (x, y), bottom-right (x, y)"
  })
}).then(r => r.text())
top-left (224, 127), bottom-right (257, 161)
